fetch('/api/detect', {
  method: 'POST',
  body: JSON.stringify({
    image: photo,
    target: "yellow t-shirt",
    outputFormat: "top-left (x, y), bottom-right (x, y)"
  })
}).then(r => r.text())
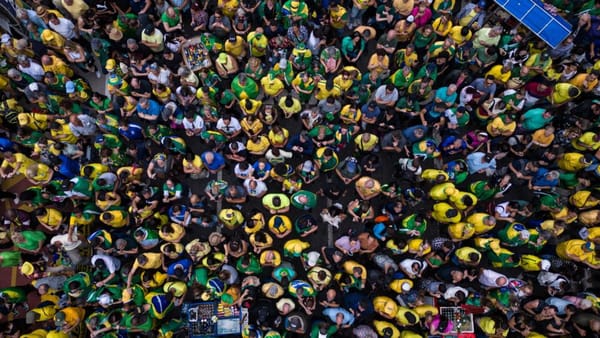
top-left (572, 132), bottom-right (600, 151)
top-left (1, 153), bottom-right (35, 176)
top-left (486, 65), bottom-right (511, 84)
top-left (225, 37), bottom-right (246, 57)
top-left (448, 26), bottom-right (472, 45)
top-left (458, 8), bottom-right (477, 26)
top-left (246, 136), bottom-right (271, 153)
top-left (532, 129), bottom-right (555, 147)
top-left (455, 246), bottom-right (481, 263)
top-left (284, 239), bottom-right (310, 255)
top-left (37, 208), bottom-right (63, 229)
top-left (373, 297), bottom-right (398, 319)
top-left (51, 124), bottom-right (78, 144)
top-left (268, 128), bottom-right (289, 147)
top-left (340, 105), bottom-right (362, 124)
top-left (183, 155), bottom-right (203, 170)
top-left (431, 17), bottom-right (453, 37)
top-left (261, 76), bottom-right (285, 96)
top-left (133, 253), bottom-right (163, 270)
top-left (556, 240), bottom-right (594, 261)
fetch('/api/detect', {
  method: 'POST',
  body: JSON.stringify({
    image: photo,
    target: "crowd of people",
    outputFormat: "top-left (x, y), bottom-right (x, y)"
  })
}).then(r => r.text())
top-left (1, 0), bottom-right (600, 336)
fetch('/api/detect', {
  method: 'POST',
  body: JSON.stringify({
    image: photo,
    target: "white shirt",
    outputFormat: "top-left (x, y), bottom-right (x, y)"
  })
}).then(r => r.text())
top-left (374, 85), bottom-right (399, 104)
top-left (182, 115), bottom-right (205, 131)
top-left (216, 117), bottom-right (242, 135)
top-left (96, 172), bottom-right (118, 186)
top-left (444, 285), bottom-right (469, 300)
top-left (234, 163), bottom-right (253, 179)
top-left (494, 201), bottom-right (511, 218)
top-left (399, 258), bottom-right (424, 275)
top-left (69, 114), bottom-right (97, 137)
top-left (49, 18), bottom-right (77, 40)
top-left (91, 254), bottom-right (121, 273)
top-left (147, 68), bottom-right (171, 86)
top-left (459, 86), bottom-right (476, 106)
top-left (243, 178), bottom-right (268, 197)
top-left (220, 264), bottom-right (239, 285)
top-left (50, 231), bottom-right (82, 251)
top-left (478, 269), bottom-right (508, 288)
top-left (18, 61), bottom-right (45, 81)
top-left (265, 148), bottom-right (293, 164)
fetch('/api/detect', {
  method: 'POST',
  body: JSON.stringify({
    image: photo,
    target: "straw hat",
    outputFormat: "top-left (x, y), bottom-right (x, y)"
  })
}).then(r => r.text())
top-left (108, 27), bottom-right (123, 41)
top-left (208, 232), bottom-right (224, 246)
top-left (36, 6), bottom-right (48, 17)
top-left (262, 282), bottom-right (284, 299)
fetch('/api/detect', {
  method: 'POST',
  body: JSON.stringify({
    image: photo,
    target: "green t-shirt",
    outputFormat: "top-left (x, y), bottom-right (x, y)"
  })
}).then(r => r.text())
top-left (18, 230), bottom-right (46, 251)
top-left (291, 190), bottom-right (317, 210)
top-left (341, 36), bottom-right (364, 58)
top-left (236, 254), bottom-right (262, 275)
top-left (121, 313), bottom-right (154, 331)
top-left (470, 181), bottom-right (498, 201)
top-left (522, 108), bottom-right (551, 131)
top-left (72, 177), bottom-right (93, 198)
top-left (231, 77), bottom-right (259, 99)
top-left (146, 124), bottom-right (170, 143)
top-left (0, 251), bottom-right (21, 268)
top-left (413, 30), bottom-right (436, 49)
top-left (315, 148), bottom-right (339, 172)
top-left (161, 9), bottom-right (180, 27)
top-left (389, 69), bottom-right (414, 90)
top-left (400, 214), bottom-right (427, 235)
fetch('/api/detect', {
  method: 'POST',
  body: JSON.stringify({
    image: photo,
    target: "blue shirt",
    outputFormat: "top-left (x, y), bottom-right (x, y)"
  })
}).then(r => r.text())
top-left (167, 258), bottom-right (193, 276)
top-left (201, 152), bottom-right (225, 171)
top-left (435, 87), bottom-right (458, 105)
top-left (532, 168), bottom-right (559, 188)
top-left (136, 99), bottom-right (161, 117)
top-left (402, 125), bottom-right (428, 144)
top-left (466, 152), bottom-right (496, 174)
top-left (323, 307), bottom-right (355, 326)
top-left (168, 205), bottom-right (187, 223)
top-left (119, 124), bottom-right (144, 141)
top-left (55, 154), bottom-right (80, 179)
top-left (360, 103), bottom-right (382, 119)
top-left (440, 135), bottom-right (467, 155)
top-left (286, 134), bottom-right (315, 155)
top-left (252, 161), bottom-right (272, 179)
top-left (0, 138), bottom-right (14, 152)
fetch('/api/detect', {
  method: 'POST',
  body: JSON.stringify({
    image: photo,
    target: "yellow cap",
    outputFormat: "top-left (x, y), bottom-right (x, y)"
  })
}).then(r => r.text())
top-left (105, 58), bottom-right (116, 70)
top-left (21, 261), bottom-right (34, 276)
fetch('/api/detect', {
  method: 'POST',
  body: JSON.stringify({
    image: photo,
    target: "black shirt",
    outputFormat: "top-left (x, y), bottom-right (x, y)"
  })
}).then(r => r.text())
top-left (130, 78), bottom-right (153, 98)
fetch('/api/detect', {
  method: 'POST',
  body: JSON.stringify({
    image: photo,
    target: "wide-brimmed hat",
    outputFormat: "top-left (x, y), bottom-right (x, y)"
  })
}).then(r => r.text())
top-left (108, 27), bottom-right (123, 41)
top-left (208, 232), bottom-right (224, 246)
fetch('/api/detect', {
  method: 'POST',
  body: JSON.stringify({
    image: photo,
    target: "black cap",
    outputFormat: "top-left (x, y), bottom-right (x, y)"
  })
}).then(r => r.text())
top-left (144, 24), bottom-right (155, 35)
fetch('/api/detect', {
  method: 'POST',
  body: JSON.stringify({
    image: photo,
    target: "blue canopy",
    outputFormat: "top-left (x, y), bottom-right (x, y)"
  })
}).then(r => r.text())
top-left (494, 0), bottom-right (572, 48)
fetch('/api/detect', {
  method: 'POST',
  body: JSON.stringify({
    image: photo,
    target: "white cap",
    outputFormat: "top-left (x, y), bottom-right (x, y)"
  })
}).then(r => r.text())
top-left (98, 294), bottom-right (112, 306)
top-left (1, 34), bottom-right (10, 44)
top-left (306, 251), bottom-right (320, 267)
top-left (519, 230), bottom-right (531, 240)
top-left (540, 259), bottom-right (551, 271)
top-left (406, 15), bottom-right (415, 23)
